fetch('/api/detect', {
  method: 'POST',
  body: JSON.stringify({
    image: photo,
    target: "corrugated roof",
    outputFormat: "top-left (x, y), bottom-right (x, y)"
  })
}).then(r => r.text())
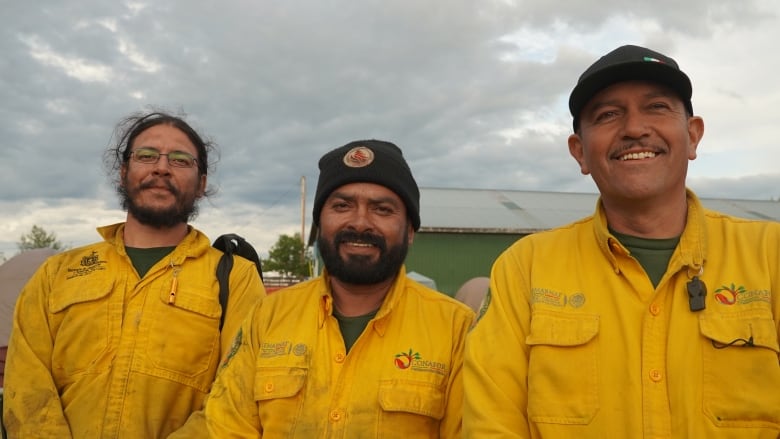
top-left (419, 187), bottom-right (780, 233)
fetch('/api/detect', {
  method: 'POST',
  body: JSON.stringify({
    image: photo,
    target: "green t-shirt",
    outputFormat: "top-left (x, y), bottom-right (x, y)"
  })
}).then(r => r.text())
top-left (333, 309), bottom-right (379, 353)
top-left (125, 246), bottom-right (176, 278)
top-left (610, 230), bottom-right (679, 288)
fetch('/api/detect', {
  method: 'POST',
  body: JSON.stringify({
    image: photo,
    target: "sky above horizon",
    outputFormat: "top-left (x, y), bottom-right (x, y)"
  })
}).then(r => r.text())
top-left (2, 0), bottom-right (779, 259)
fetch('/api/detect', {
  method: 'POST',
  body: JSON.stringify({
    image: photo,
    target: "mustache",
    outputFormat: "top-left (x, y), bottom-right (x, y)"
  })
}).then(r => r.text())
top-left (616, 139), bottom-right (660, 153)
top-left (139, 179), bottom-right (179, 195)
top-left (334, 230), bottom-right (386, 251)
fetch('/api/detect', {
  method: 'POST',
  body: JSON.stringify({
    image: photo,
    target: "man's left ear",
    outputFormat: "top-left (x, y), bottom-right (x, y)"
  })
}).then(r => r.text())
top-left (687, 116), bottom-right (705, 160)
top-left (198, 175), bottom-right (207, 197)
top-left (408, 225), bottom-right (415, 245)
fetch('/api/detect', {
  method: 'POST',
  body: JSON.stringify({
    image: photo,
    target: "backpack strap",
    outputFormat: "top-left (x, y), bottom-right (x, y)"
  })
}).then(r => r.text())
top-left (213, 234), bottom-right (263, 331)
top-left (214, 235), bottom-right (235, 331)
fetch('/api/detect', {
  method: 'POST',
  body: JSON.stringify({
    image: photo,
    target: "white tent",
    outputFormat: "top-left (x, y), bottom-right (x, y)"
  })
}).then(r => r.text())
top-left (454, 277), bottom-right (489, 313)
top-left (0, 249), bottom-right (57, 347)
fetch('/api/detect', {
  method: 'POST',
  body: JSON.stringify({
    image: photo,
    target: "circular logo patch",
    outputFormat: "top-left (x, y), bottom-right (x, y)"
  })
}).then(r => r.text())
top-left (293, 343), bottom-right (307, 356)
top-left (343, 146), bottom-right (375, 168)
top-left (568, 292), bottom-right (586, 308)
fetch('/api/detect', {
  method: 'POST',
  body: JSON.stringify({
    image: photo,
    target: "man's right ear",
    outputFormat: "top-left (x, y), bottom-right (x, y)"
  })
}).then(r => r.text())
top-left (567, 133), bottom-right (590, 176)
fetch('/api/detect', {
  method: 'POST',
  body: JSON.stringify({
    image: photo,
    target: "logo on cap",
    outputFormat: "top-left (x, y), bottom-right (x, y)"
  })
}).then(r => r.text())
top-left (343, 146), bottom-right (374, 168)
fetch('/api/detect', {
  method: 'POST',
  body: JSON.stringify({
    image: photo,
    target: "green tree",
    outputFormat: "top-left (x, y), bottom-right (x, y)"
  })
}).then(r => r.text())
top-left (18, 224), bottom-right (65, 251)
top-left (262, 233), bottom-right (309, 278)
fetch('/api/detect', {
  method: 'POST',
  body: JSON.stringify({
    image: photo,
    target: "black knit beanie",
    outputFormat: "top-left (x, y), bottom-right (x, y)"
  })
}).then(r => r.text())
top-left (313, 139), bottom-right (420, 231)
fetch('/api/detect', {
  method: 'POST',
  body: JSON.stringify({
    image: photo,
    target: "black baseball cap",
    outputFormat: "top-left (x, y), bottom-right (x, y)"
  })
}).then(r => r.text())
top-left (568, 45), bottom-right (693, 131)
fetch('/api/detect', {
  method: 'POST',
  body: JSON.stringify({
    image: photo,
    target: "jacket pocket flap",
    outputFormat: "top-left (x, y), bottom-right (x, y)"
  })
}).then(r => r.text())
top-left (254, 367), bottom-right (307, 400)
top-left (526, 310), bottom-right (600, 346)
top-left (50, 278), bottom-right (114, 313)
top-left (378, 380), bottom-right (445, 420)
top-left (700, 310), bottom-right (779, 352)
top-left (159, 285), bottom-right (222, 319)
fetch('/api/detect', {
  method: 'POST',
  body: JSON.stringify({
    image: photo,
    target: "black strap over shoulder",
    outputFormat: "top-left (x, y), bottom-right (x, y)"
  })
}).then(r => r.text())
top-left (213, 234), bottom-right (263, 330)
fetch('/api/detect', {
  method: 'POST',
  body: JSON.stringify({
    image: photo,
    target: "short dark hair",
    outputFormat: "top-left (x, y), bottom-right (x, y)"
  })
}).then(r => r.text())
top-left (104, 110), bottom-right (218, 196)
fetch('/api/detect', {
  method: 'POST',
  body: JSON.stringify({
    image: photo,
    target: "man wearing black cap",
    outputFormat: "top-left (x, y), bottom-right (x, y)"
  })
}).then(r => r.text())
top-left (464, 45), bottom-right (780, 437)
top-left (178, 140), bottom-right (475, 438)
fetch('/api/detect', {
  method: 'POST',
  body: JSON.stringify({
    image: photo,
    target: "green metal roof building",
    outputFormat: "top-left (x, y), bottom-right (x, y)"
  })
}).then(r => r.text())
top-left (311, 187), bottom-right (780, 298)
top-left (406, 188), bottom-right (604, 297)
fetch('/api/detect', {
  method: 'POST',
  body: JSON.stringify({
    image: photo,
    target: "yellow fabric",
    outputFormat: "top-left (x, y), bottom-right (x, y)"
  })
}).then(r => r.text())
top-left (200, 266), bottom-right (474, 438)
top-left (464, 190), bottom-right (780, 438)
top-left (3, 223), bottom-right (265, 439)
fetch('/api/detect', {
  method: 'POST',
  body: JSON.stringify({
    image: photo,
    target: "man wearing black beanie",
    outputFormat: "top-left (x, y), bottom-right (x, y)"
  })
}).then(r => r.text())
top-left (187, 139), bottom-right (475, 438)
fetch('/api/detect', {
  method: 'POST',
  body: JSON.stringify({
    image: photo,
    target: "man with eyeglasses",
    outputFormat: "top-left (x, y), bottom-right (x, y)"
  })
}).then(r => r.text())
top-left (2, 111), bottom-right (265, 438)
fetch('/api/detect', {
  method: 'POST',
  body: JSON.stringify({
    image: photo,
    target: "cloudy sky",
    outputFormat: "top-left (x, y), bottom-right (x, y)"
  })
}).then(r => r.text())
top-left (1, 0), bottom-right (778, 259)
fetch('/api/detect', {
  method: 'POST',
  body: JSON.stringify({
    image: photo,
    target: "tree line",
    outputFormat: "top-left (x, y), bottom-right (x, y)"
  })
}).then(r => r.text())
top-left (4, 225), bottom-right (310, 279)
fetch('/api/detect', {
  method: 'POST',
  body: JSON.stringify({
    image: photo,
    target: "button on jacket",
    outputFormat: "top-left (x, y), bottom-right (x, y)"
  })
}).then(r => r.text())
top-left (203, 266), bottom-right (474, 438)
top-left (3, 223), bottom-right (265, 438)
top-left (464, 190), bottom-right (780, 438)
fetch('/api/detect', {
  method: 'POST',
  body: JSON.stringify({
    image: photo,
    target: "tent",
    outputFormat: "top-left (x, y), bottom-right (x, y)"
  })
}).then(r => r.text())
top-left (454, 276), bottom-right (489, 313)
top-left (1, 249), bottom-right (56, 388)
top-left (0, 249), bottom-right (57, 347)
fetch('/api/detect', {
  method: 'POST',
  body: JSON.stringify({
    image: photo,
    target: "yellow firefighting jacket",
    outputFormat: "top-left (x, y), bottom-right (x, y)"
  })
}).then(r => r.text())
top-left (464, 190), bottom-right (780, 438)
top-left (200, 266), bottom-right (474, 438)
top-left (3, 223), bottom-right (265, 438)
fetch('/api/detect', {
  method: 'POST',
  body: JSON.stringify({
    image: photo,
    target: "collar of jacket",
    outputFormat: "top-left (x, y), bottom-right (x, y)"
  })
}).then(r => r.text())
top-left (317, 265), bottom-right (408, 337)
top-left (593, 188), bottom-right (707, 276)
top-left (97, 222), bottom-right (212, 265)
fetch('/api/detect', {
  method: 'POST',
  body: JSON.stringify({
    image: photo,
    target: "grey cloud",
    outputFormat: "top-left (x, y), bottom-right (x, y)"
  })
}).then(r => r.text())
top-left (1, 0), bottom-right (777, 255)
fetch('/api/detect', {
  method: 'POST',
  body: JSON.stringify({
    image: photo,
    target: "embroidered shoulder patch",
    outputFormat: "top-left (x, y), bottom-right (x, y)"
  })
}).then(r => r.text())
top-left (471, 289), bottom-right (492, 330)
top-left (220, 327), bottom-right (242, 369)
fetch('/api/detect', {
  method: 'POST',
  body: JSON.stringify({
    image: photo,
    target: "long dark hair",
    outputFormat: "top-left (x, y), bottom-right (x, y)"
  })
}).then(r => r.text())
top-left (104, 110), bottom-right (218, 197)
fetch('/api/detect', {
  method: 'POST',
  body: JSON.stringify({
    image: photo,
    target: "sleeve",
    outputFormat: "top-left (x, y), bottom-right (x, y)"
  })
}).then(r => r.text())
top-left (439, 308), bottom-right (475, 439)
top-left (463, 245), bottom-right (532, 437)
top-left (168, 259), bottom-right (265, 439)
top-left (220, 259), bottom-right (266, 354)
top-left (3, 263), bottom-right (73, 438)
top-left (204, 301), bottom-right (264, 438)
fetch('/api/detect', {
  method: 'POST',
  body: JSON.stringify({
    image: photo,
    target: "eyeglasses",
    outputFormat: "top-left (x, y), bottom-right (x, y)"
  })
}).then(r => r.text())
top-left (131, 147), bottom-right (198, 168)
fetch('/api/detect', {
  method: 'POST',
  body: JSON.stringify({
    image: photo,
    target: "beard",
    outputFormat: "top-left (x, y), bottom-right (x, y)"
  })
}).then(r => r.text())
top-left (120, 176), bottom-right (200, 228)
top-left (318, 228), bottom-right (408, 285)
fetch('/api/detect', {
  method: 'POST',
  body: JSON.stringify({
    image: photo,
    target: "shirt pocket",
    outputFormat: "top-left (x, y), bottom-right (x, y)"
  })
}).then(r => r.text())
top-left (254, 366), bottom-right (307, 432)
top-left (50, 277), bottom-right (113, 378)
top-left (377, 379), bottom-right (445, 438)
top-left (525, 310), bottom-right (600, 425)
top-left (144, 284), bottom-right (221, 389)
top-left (699, 309), bottom-right (780, 429)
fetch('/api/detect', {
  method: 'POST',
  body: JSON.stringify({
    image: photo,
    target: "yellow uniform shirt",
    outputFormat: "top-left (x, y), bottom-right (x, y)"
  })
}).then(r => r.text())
top-left (464, 190), bottom-right (780, 438)
top-left (3, 223), bottom-right (265, 438)
top-left (202, 266), bottom-right (474, 438)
